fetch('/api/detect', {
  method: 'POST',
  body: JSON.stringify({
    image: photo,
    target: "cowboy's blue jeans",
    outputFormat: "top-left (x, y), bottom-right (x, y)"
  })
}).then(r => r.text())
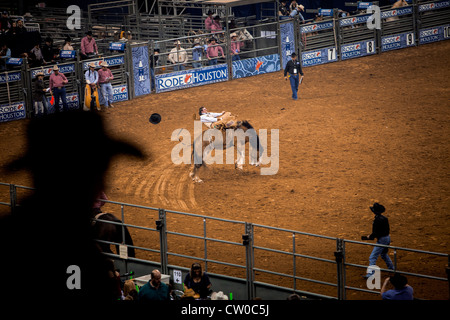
top-left (369, 235), bottom-right (395, 271)
top-left (289, 74), bottom-right (299, 100)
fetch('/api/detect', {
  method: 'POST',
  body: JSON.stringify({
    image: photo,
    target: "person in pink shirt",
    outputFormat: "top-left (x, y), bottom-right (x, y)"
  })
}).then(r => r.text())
top-left (98, 61), bottom-right (115, 108)
top-left (49, 65), bottom-right (69, 112)
top-left (230, 33), bottom-right (244, 61)
top-left (80, 31), bottom-right (98, 60)
top-left (204, 10), bottom-right (214, 32)
top-left (210, 16), bottom-right (222, 35)
top-left (206, 37), bottom-right (225, 65)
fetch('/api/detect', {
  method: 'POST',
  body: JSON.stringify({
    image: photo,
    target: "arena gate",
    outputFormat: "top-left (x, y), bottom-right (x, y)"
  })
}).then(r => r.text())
top-left (417, 0), bottom-right (450, 44)
top-left (0, 64), bottom-right (27, 122)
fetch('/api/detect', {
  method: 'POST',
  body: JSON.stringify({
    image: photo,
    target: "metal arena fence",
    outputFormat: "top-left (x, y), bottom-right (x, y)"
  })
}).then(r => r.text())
top-left (1, 183), bottom-right (448, 300)
top-left (1, 0), bottom-right (449, 121)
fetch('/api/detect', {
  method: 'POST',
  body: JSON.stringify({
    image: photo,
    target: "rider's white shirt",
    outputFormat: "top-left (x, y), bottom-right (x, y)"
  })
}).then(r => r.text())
top-left (200, 112), bottom-right (222, 123)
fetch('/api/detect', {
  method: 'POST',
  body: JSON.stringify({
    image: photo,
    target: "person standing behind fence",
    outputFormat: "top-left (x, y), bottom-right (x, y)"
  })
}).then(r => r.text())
top-left (63, 37), bottom-right (74, 51)
top-left (283, 53), bottom-right (304, 100)
top-left (49, 65), bottom-right (69, 112)
top-left (168, 41), bottom-right (188, 71)
top-left (211, 15), bottom-right (223, 35)
top-left (33, 71), bottom-right (49, 117)
top-left (98, 61), bottom-right (115, 108)
top-left (361, 203), bottom-right (395, 278)
top-left (230, 33), bottom-right (244, 61)
top-left (205, 10), bottom-right (214, 32)
top-left (192, 40), bottom-right (203, 68)
top-left (150, 48), bottom-right (159, 91)
top-left (206, 37), bottom-right (224, 66)
top-left (81, 31), bottom-right (98, 60)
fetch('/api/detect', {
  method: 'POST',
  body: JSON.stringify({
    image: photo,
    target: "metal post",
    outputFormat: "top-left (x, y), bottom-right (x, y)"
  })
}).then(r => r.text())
top-left (293, 233), bottom-right (297, 292)
top-left (157, 208), bottom-right (169, 275)
top-left (9, 184), bottom-right (17, 215)
top-left (334, 238), bottom-right (344, 300)
top-left (243, 222), bottom-right (255, 300)
top-left (446, 255), bottom-right (450, 299)
top-left (203, 218), bottom-right (208, 272)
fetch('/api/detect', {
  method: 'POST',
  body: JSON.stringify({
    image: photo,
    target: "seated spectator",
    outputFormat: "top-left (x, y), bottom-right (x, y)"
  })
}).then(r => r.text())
top-left (80, 31), bottom-right (98, 60)
top-left (14, 19), bottom-right (27, 34)
top-left (205, 10), bottom-right (214, 32)
top-left (289, 0), bottom-right (299, 12)
top-left (278, 0), bottom-right (290, 18)
top-left (183, 263), bottom-right (212, 299)
top-left (122, 279), bottom-right (138, 300)
top-left (287, 293), bottom-right (301, 300)
top-left (42, 37), bottom-right (55, 64)
top-left (0, 42), bottom-right (11, 70)
top-left (138, 269), bottom-right (170, 301)
top-left (381, 274), bottom-right (414, 300)
top-left (1, 11), bottom-right (11, 33)
top-left (29, 43), bottom-right (45, 67)
top-left (63, 37), bottom-right (74, 51)
top-left (290, 4), bottom-right (306, 22)
top-left (206, 37), bottom-right (224, 66)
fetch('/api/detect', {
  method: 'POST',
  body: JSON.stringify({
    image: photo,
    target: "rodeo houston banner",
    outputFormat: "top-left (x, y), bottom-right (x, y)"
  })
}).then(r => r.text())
top-left (132, 46), bottom-right (151, 97)
top-left (280, 22), bottom-right (295, 69)
top-left (232, 54), bottom-right (280, 79)
top-left (155, 64), bottom-right (228, 93)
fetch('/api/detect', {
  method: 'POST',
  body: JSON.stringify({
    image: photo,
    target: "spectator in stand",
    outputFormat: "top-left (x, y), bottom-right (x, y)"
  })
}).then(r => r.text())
top-left (150, 48), bottom-right (159, 91)
top-left (92, 190), bottom-right (108, 215)
top-left (192, 40), bottom-right (203, 68)
top-left (278, 0), bottom-right (290, 18)
top-left (206, 37), bottom-right (224, 66)
top-left (184, 263), bottom-right (212, 299)
top-left (0, 43), bottom-right (11, 70)
top-left (1, 11), bottom-right (11, 33)
top-left (42, 37), bottom-right (55, 64)
top-left (32, 71), bottom-right (49, 117)
top-left (289, 0), bottom-right (299, 12)
top-left (80, 31), bottom-right (98, 60)
top-left (205, 10), bottom-right (214, 32)
top-left (230, 33), bottom-right (244, 61)
top-left (168, 40), bottom-right (187, 71)
top-left (98, 61), bottom-right (115, 108)
top-left (211, 15), bottom-right (223, 35)
top-left (63, 37), bottom-right (74, 51)
top-left (381, 274), bottom-right (414, 300)
top-left (14, 19), bottom-right (27, 34)
top-left (290, 4), bottom-right (306, 22)
top-left (138, 269), bottom-right (170, 301)
top-left (29, 43), bottom-right (45, 67)
top-left (49, 65), bottom-right (69, 112)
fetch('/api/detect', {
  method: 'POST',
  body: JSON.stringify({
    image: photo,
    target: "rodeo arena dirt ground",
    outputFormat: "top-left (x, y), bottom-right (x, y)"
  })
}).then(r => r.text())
top-left (0, 40), bottom-right (449, 301)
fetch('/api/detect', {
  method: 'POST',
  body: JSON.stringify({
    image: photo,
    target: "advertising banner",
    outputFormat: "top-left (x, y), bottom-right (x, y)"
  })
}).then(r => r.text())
top-left (301, 47), bottom-right (337, 67)
top-left (418, 0), bottom-right (450, 12)
top-left (419, 24), bottom-right (450, 44)
top-left (46, 92), bottom-right (79, 113)
top-left (156, 64), bottom-right (228, 93)
top-left (232, 54), bottom-right (280, 79)
top-left (0, 71), bottom-right (21, 83)
top-left (132, 46), bottom-right (151, 97)
top-left (280, 21), bottom-right (295, 69)
top-left (30, 63), bottom-right (75, 79)
top-left (341, 40), bottom-right (377, 60)
top-left (381, 32), bottom-right (415, 52)
top-left (112, 84), bottom-right (129, 102)
top-left (0, 101), bottom-right (26, 122)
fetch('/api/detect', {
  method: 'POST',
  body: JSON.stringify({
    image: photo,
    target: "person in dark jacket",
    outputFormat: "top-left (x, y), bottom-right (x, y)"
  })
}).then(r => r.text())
top-left (184, 263), bottom-right (212, 299)
top-left (283, 53), bottom-right (304, 100)
top-left (32, 71), bottom-right (49, 116)
top-left (361, 203), bottom-right (395, 278)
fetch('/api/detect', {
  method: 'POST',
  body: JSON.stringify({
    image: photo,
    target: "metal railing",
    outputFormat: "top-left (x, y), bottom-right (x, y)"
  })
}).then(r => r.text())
top-left (1, 182), bottom-right (448, 300)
